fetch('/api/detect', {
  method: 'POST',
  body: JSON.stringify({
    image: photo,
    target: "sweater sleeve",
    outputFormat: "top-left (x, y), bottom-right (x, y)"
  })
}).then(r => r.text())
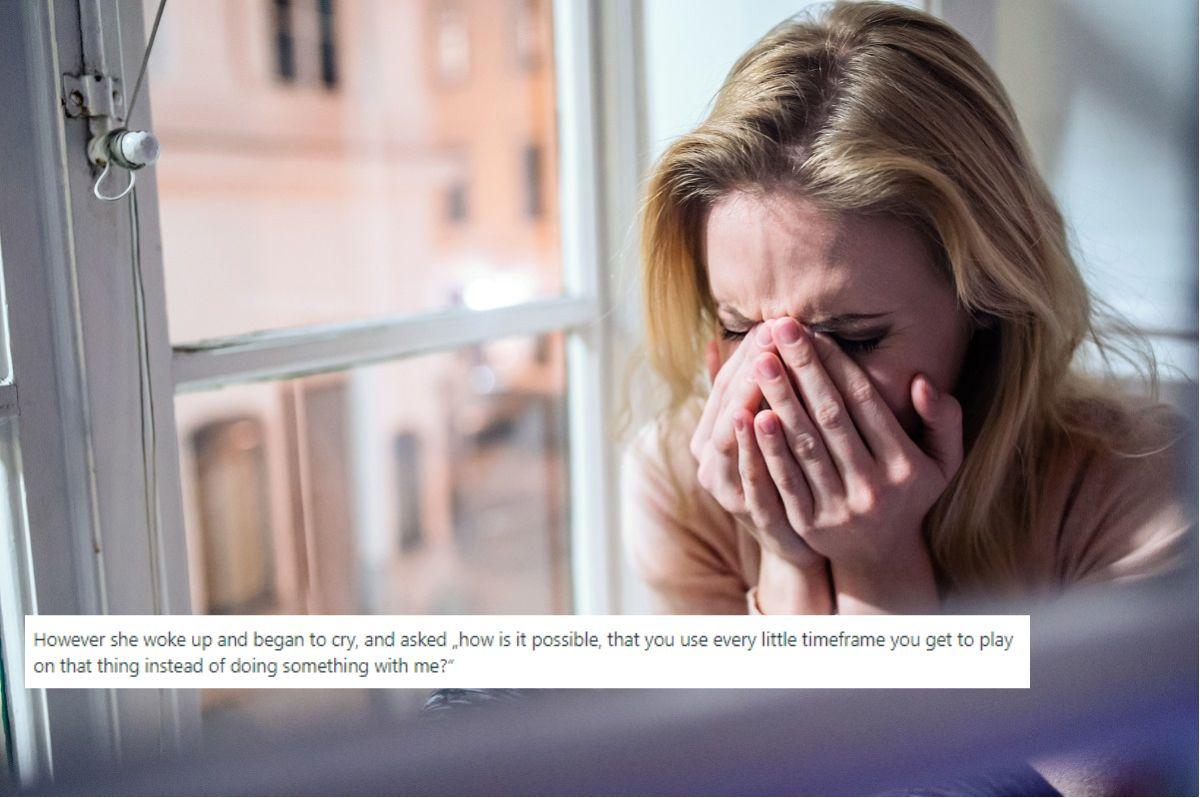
top-left (1061, 411), bottom-right (1196, 587)
top-left (620, 422), bottom-right (751, 614)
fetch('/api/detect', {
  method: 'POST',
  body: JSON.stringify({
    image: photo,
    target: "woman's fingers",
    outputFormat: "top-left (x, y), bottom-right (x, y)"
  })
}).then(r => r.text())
top-left (711, 369), bottom-right (764, 494)
top-left (733, 410), bottom-right (784, 530)
top-left (796, 324), bottom-right (912, 469)
top-left (752, 409), bottom-right (815, 530)
top-left (768, 319), bottom-right (875, 484)
top-left (693, 325), bottom-right (776, 517)
top-left (911, 374), bottom-right (963, 479)
top-left (709, 330), bottom-right (772, 456)
top-left (691, 343), bottom-right (736, 459)
top-left (690, 331), bottom-right (756, 459)
top-left (752, 351), bottom-right (843, 503)
top-left (734, 409), bottom-right (812, 563)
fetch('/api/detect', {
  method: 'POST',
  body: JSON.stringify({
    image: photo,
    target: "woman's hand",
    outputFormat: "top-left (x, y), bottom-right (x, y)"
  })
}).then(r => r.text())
top-left (689, 328), bottom-right (827, 576)
top-left (749, 316), bottom-right (964, 613)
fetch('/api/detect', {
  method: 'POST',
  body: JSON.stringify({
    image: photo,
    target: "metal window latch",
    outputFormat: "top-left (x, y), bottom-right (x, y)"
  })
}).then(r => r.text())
top-left (62, 72), bottom-right (160, 172)
top-left (62, 72), bottom-right (124, 123)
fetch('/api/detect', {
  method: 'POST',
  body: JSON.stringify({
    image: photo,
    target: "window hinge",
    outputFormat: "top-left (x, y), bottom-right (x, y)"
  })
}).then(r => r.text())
top-left (61, 72), bottom-right (125, 125)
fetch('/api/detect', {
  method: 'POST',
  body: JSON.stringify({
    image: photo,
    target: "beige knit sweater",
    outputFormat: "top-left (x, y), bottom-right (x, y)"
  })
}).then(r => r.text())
top-left (620, 398), bottom-right (1195, 795)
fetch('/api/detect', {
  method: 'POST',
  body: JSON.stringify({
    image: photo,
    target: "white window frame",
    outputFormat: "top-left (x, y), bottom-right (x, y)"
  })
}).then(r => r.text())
top-left (0, 0), bottom-right (645, 783)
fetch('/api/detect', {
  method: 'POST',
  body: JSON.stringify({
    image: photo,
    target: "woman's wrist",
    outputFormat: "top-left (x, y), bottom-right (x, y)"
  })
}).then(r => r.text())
top-left (832, 541), bottom-right (940, 614)
top-left (755, 549), bottom-right (833, 614)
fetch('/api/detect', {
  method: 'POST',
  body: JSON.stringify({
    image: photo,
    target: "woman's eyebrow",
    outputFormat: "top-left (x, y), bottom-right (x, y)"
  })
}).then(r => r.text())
top-left (715, 306), bottom-right (893, 330)
top-left (716, 305), bottom-right (755, 325)
top-left (808, 312), bottom-right (892, 329)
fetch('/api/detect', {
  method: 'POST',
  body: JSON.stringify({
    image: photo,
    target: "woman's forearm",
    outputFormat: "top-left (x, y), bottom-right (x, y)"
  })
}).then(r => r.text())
top-left (755, 549), bottom-right (835, 614)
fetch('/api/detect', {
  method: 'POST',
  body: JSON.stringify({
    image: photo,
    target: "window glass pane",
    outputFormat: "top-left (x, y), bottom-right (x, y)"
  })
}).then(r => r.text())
top-left (145, 0), bottom-right (561, 343)
top-left (173, 333), bottom-right (569, 735)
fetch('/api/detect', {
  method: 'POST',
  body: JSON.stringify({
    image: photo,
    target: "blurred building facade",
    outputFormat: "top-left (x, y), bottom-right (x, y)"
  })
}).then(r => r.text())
top-left (146, 0), bottom-right (570, 721)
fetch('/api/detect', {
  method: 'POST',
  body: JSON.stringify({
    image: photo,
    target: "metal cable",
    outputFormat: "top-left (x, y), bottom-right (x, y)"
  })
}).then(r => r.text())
top-left (125, 0), bottom-right (167, 122)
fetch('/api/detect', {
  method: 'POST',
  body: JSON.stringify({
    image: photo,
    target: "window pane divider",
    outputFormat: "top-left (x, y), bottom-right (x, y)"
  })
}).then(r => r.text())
top-left (172, 295), bottom-right (599, 392)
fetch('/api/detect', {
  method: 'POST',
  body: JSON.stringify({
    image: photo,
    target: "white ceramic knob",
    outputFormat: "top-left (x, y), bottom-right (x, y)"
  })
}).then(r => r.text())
top-left (116, 130), bottom-right (160, 167)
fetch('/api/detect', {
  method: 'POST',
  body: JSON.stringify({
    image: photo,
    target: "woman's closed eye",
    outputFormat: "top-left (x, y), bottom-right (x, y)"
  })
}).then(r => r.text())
top-left (721, 326), bottom-right (884, 355)
top-left (828, 333), bottom-right (884, 354)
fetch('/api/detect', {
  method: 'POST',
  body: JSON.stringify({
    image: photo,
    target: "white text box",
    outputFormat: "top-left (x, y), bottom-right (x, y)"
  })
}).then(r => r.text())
top-left (26, 615), bottom-right (1030, 689)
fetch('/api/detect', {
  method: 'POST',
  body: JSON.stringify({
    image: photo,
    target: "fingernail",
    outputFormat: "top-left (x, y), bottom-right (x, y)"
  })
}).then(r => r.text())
top-left (754, 325), bottom-right (773, 346)
top-left (756, 356), bottom-right (781, 379)
top-left (757, 413), bottom-right (779, 435)
top-left (775, 318), bottom-right (802, 344)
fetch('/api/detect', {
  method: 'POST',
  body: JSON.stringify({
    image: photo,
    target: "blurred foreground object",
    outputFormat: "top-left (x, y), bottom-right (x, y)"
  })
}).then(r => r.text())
top-left (35, 570), bottom-right (1198, 796)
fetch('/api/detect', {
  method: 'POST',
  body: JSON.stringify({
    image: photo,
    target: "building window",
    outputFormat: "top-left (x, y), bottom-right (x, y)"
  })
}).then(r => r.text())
top-left (317, 0), bottom-right (338, 88)
top-left (272, 0), bottom-right (296, 82)
top-left (446, 179), bottom-right (469, 224)
top-left (435, 4), bottom-right (470, 84)
top-left (523, 143), bottom-right (543, 220)
top-left (514, 0), bottom-right (542, 71)
top-left (191, 417), bottom-right (275, 614)
top-left (394, 432), bottom-right (425, 553)
top-left (272, 0), bottom-right (339, 90)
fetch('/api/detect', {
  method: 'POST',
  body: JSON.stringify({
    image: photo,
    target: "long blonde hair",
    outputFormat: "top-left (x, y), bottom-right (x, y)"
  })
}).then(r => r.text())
top-left (639, 1), bottom-right (1171, 593)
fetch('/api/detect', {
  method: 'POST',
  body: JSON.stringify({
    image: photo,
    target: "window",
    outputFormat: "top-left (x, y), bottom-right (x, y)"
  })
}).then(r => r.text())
top-left (134, 0), bottom-right (588, 734)
top-left (317, 0), bottom-right (338, 88)
top-left (190, 415), bottom-right (276, 615)
top-left (523, 143), bottom-right (544, 219)
top-left (445, 177), bottom-right (469, 223)
top-left (271, 0), bottom-right (295, 82)
top-left (271, 0), bottom-right (338, 89)
top-left (434, 3), bottom-right (471, 84)
top-left (150, 0), bottom-right (562, 341)
top-left (174, 335), bottom-right (571, 618)
top-left (514, 0), bottom-right (546, 71)
top-left (0, 0), bottom-right (629, 776)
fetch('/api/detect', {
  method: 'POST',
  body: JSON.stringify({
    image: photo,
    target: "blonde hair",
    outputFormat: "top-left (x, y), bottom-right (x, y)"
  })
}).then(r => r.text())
top-left (638, 1), bottom-right (1173, 593)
